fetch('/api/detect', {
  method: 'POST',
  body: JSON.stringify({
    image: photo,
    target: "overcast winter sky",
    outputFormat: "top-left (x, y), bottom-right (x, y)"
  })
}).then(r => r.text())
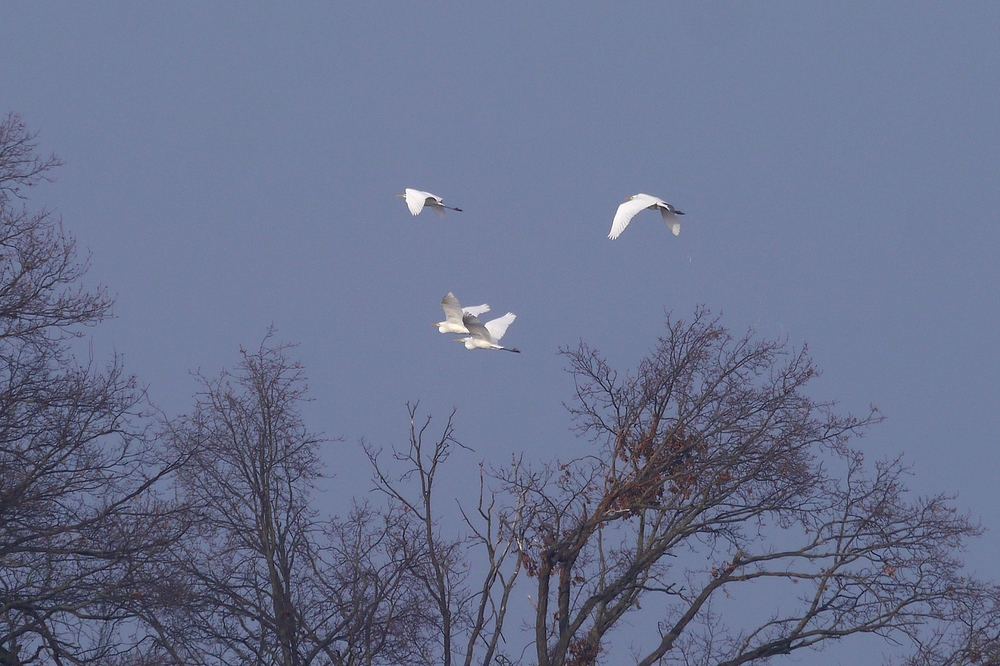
top-left (3, 4), bottom-right (999, 659)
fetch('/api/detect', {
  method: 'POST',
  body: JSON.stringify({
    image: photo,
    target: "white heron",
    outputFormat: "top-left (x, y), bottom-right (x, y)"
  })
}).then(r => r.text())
top-left (434, 292), bottom-right (491, 334)
top-left (608, 193), bottom-right (684, 240)
top-left (397, 188), bottom-right (463, 219)
top-left (455, 312), bottom-right (520, 353)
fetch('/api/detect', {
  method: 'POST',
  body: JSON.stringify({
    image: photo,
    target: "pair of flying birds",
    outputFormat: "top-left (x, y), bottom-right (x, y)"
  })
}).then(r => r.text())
top-left (434, 293), bottom-right (519, 354)
top-left (397, 188), bottom-right (685, 239)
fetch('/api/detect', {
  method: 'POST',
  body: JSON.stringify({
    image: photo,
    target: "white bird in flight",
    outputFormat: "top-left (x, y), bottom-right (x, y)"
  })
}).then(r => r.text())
top-left (455, 312), bottom-right (520, 353)
top-left (608, 193), bottom-right (685, 240)
top-left (397, 188), bottom-right (463, 219)
top-left (434, 292), bottom-right (491, 334)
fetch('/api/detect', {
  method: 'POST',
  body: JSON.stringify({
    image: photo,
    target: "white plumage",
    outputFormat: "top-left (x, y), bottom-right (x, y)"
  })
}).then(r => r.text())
top-left (455, 312), bottom-right (520, 353)
top-left (397, 188), bottom-right (462, 219)
top-left (434, 292), bottom-right (491, 334)
top-left (608, 193), bottom-right (684, 240)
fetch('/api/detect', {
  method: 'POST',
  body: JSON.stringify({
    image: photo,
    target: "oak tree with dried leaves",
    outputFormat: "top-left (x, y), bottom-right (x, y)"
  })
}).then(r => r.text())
top-left (496, 308), bottom-right (999, 665)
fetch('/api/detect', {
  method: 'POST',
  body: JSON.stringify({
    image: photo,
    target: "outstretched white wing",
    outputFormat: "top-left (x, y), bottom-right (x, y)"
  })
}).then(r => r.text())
top-left (431, 204), bottom-right (446, 219)
top-left (462, 303), bottom-right (490, 317)
top-left (484, 312), bottom-right (516, 342)
top-left (659, 208), bottom-right (681, 236)
top-left (404, 188), bottom-right (428, 216)
top-left (440, 292), bottom-right (465, 325)
top-left (609, 194), bottom-right (656, 240)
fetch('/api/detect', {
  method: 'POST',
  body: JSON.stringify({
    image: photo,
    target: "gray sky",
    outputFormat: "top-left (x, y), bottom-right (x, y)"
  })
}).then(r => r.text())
top-left (3, 3), bottom-right (999, 661)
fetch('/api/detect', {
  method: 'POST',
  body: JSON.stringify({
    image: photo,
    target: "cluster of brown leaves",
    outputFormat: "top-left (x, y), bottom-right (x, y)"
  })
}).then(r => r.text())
top-left (604, 427), bottom-right (703, 516)
top-left (565, 633), bottom-right (602, 666)
top-left (522, 551), bottom-right (539, 578)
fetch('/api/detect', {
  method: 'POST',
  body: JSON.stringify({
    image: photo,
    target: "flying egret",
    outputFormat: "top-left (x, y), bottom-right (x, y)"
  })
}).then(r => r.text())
top-left (397, 188), bottom-right (462, 219)
top-left (608, 193), bottom-right (685, 240)
top-left (455, 312), bottom-right (520, 353)
top-left (434, 292), bottom-right (491, 334)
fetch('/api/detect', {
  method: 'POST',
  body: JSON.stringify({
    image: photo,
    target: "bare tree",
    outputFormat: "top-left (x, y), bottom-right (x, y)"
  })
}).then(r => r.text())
top-left (143, 337), bottom-right (440, 666)
top-left (493, 307), bottom-right (996, 666)
top-left (0, 112), bottom-right (61, 203)
top-left (0, 113), bottom-right (186, 664)
top-left (365, 404), bottom-right (526, 666)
